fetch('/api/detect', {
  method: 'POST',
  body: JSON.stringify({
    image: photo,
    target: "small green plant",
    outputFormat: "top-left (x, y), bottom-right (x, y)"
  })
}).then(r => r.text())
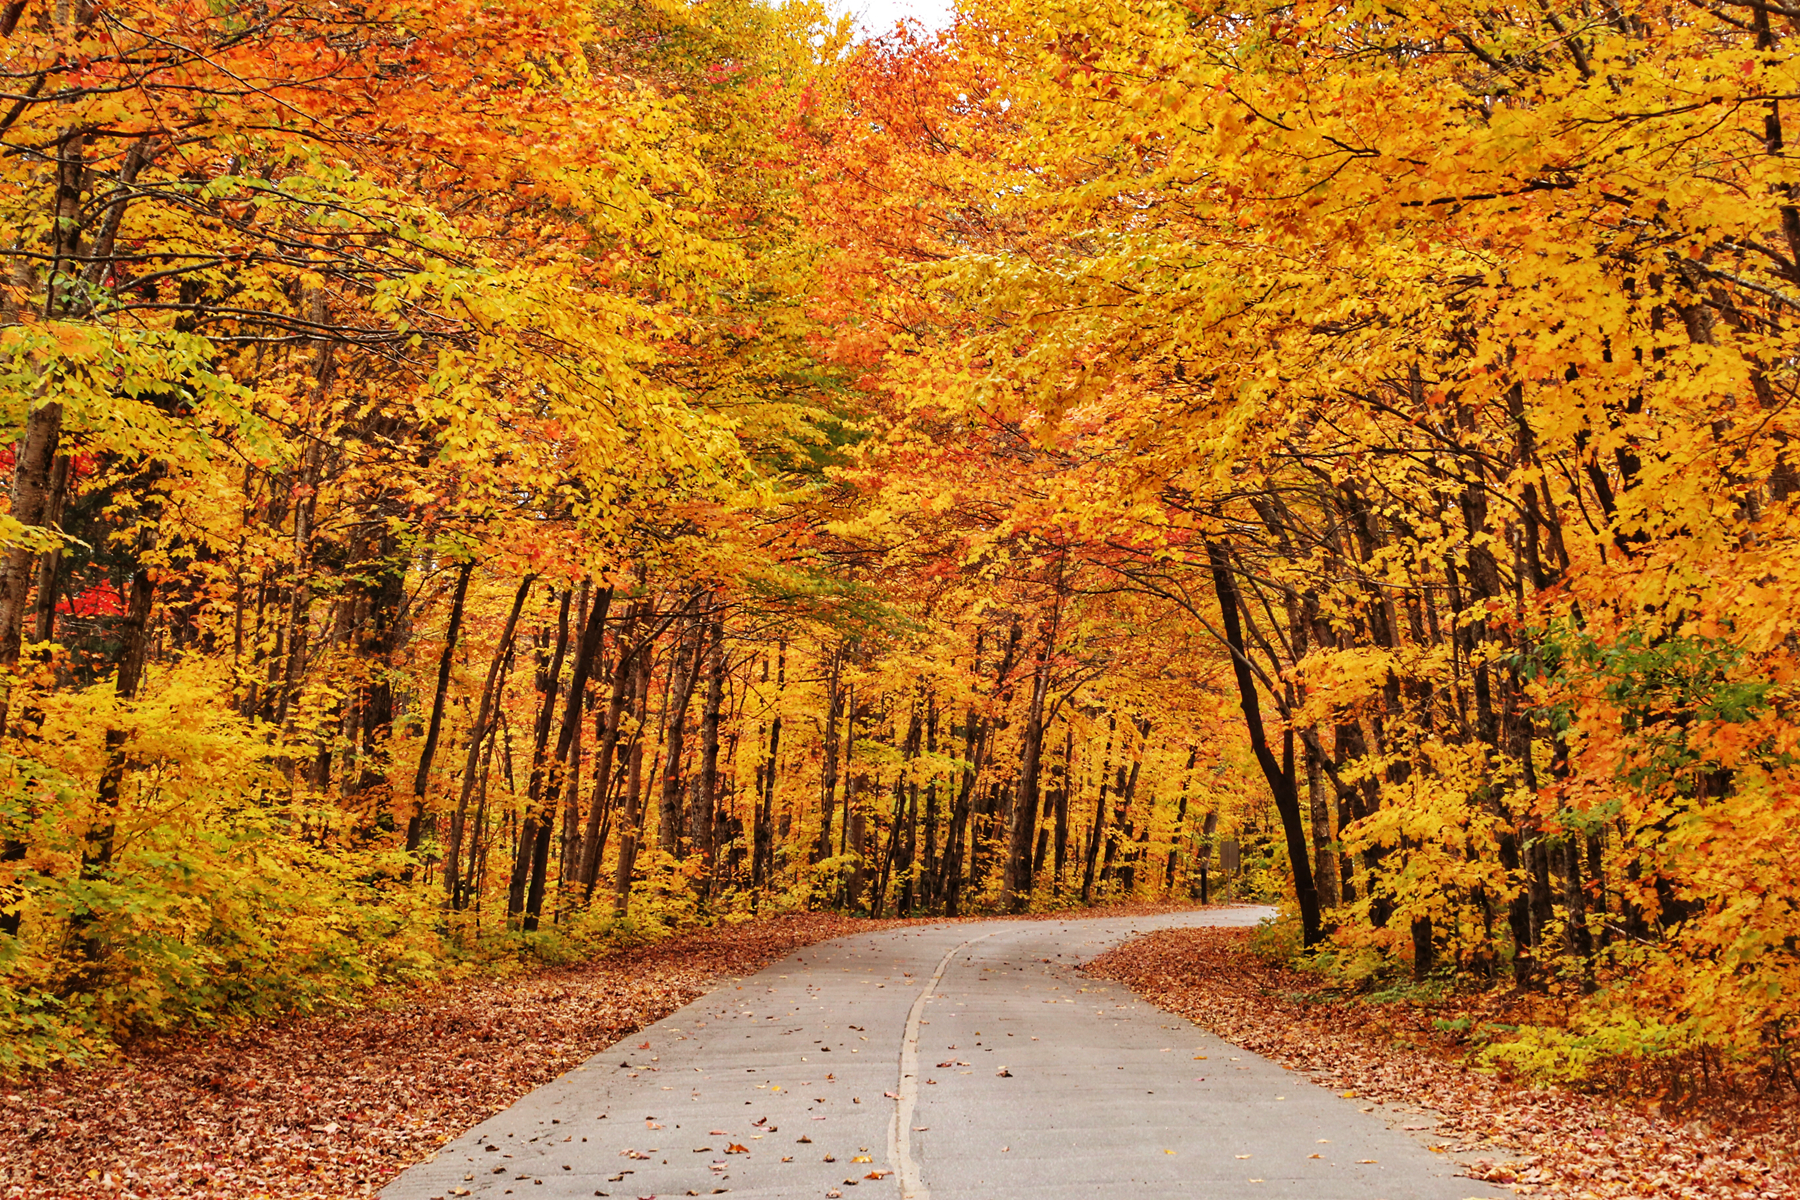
top-left (1476, 1014), bottom-right (1691, 1087)
top-left (1249, 908), bottom-right (1303, 963)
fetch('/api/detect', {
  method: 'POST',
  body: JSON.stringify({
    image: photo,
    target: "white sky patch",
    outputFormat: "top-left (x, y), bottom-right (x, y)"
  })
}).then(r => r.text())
top-left (830, 0), bottom-right (956, 38)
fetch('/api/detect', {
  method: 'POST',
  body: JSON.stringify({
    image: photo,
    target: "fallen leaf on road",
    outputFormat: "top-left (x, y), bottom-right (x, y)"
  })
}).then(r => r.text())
top-left (725, 1143), bottom-right (748, 1154)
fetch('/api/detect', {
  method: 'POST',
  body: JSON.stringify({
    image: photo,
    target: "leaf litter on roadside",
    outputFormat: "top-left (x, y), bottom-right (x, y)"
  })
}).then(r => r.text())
top-left (1085, 927), bottom-right (1799, 1200)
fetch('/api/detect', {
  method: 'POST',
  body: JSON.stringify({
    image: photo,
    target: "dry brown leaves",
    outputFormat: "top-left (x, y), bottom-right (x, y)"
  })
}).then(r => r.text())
top-left (0, 912), bottom-right (894, 1200)
top-left (0, 901), bottom-right (1211, 1200)
top-left (1086, 927), bottom-right (1800, 1200)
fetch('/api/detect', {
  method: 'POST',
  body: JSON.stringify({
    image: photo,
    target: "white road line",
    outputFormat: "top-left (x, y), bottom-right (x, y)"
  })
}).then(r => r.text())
top-left (890, 929), bottom-right (998, 1200)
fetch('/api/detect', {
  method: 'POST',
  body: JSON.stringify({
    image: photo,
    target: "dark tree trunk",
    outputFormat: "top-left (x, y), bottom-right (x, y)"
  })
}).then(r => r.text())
top-left (76, 541), bottom-right (158, 963)
top-left (1207, 540), bottom-right (1322, 946)
top-left (1004, 651), bottom-right (1052, 909)
top-left (406, 558), bottom-right (474, 861)
top-left (29, 452), bottom-right (69, 645)
top-left (580, 600), bottom-right (640, 896)
top-left (1165, 745), bottom-right (1197, 891)
top-left (507, 588), bottom-right (572, 925)
top-left (658, 612), bottom-right (706, 857)
top-left (444, 576), bottom-right (533, 911)
top-left (815, 643), bottom-right (844, 864)
top-left (0, 399), bottom-right (63, 737)
top-left (692, 616), bottom-right (726, 879)
top-left (525, 585), bottom-right (611, 929)
top-left (1081, 716), bottom-right (1116, 903)
top-left (612, 648), bottom-right (653, 916)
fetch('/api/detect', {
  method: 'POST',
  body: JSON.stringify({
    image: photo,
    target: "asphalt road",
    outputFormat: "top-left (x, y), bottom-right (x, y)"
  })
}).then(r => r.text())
top-left (380, 908), bottom-right (1503, 1200)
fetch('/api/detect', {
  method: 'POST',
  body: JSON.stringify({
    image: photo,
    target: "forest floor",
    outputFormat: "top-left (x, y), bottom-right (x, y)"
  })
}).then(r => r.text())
top-left (1087, 927), bottom-right (1800, 1200)
top-left (0, 900), bottom-right (1201, 1200)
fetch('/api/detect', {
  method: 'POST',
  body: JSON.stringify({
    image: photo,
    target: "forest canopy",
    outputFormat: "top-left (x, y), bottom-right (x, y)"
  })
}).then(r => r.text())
top-left (0, 0), bottom-right (1795, 1089)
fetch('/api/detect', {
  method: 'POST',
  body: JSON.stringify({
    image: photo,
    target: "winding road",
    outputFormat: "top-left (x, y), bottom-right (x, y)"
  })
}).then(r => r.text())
top-left (380, 909), bottom-right (1501, 1200)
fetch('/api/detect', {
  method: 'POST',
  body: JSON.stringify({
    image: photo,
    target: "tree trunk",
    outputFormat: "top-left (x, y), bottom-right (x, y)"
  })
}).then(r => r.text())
top-left (406, 558), bottom-right (474, 860)
top-left (580, 600), bottom-right (640, 895)
top-left (443, 575), bottom-right (533, 911)
top-left (612, 649), bottom-right (652, 916)
top-left (1003, 649), bottom-right (1052, 909)
top-left (1165, 745), bottom-right (1196, 891)
top-left (0, 399), bottom-right (64, 737)
top-left (1081, 716), bottom-right (1116, 903)
top-left (658, 613), bottom-right (705, 856)
top-left (28, 452), bottom-right (69, 644)
top-left (1207, 540), bottom-right (1323, 946)
top-left (815, 643), bottom-right (844, 863)
top-left (692, 616), bottom-right (726, 878)
top-left (1305, 734), bottom-right (1338, 909)
top-left (525, 585), bottom-right (611, 929)
top-left (508, 588), bottom-right (572, 925)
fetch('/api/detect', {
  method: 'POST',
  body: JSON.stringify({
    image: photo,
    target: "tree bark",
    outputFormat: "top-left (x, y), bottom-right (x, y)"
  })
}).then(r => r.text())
top-left (1003, 648), bottom-right (1052, 909)
top-left (580, 600), bottom-right (640, 896)
top-left (658, 612), bottom-right (705, 856)
top-left (525, 585), bottom-right (611, 929)
top-left (443, 574), bottom-right (533, 911)
top-left (692, 616), bottom-right (726, 877)
top-left (0, 398), bottom-right (63, 737)
top-left (508, 588), bottom-right (572, 925)
top-left (406, 558), bottom-right (474, 860)
top-left (1207, 540), bottom-right (1323, 946)
top-left (612, 649), bottom-right (652, 916)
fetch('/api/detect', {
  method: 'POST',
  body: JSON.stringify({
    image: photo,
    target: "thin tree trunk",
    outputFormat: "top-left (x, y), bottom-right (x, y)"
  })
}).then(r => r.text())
top-left (1165, 745), bottom-right (1196, 891)
top-left (693, 616), bottom-right (726, 879)
top-left (1004, 648), bottom-right (1052, 909)
top-left (28, 452), bottom-right (69, 644)
top-left (1081, 716), bottom-right (1116, 903)
top-left (580, 599), bottom-right (640, 895)
top-left (612, 649), bottom-right (652, 916)
top-left (0, 399), bottom-right (63, 737)
top-left (815, 643), bottom-right (844, 864)
top-left (658, 610), bottom-right (705, 856)
top-left (406, 558), bottom-right (474, 860)
top-left (507, 588), bottom-right (572, 924)
top-left (443, 575), bottom-right (533, 911)
top-left (525, 585), bottom-right (611, 929)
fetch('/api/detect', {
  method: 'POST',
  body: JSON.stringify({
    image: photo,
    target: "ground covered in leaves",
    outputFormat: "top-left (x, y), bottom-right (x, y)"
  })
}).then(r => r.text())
top-left (0, 913), bottom-right (904, 1200)
top-left (1, 901), bottom-right (1209, 1199)
top-left (1086, 928), bottom-right (1800, 1200)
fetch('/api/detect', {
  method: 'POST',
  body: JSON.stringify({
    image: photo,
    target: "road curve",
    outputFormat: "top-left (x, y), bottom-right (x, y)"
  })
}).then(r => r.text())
top-left (380, 908), bottom-right (1502, 1200)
